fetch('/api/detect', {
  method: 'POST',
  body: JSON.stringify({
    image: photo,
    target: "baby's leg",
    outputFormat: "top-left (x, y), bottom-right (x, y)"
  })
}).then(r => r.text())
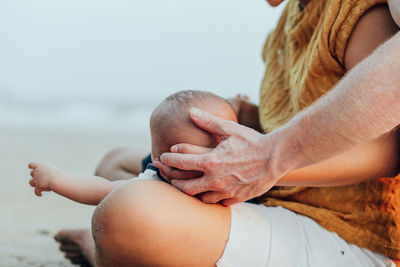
top-left (54, 229), bottom-right (95, 266)
top-left (95, 147), bottom-right (149, 181)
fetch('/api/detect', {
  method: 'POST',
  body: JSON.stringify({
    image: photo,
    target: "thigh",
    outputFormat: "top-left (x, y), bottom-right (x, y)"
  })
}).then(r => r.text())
top-left (94, 180), bottom-right (231, 267)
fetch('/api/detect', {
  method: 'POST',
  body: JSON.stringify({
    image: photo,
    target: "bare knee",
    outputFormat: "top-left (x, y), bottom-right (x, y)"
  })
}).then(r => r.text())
top-left (91, 180), bottom-right (230, 266)
top-left (91, 181), bottom-right (178, 265)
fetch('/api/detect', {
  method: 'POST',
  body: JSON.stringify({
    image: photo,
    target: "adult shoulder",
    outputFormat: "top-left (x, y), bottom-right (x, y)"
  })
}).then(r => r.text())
top-left (345, 3), bottom-right (399, 70)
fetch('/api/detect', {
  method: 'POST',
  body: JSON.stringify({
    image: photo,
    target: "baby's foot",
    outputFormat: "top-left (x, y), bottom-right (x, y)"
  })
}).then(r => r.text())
top-left (28, 162), bottom-right (65, 196)
top-left (54, 228), bottom-right (95, 266)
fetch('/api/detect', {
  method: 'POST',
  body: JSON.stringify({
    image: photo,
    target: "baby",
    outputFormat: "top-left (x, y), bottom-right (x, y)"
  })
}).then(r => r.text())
top-left (29, 89), bottom-right (399, 204)
top-left (28, 90), bottom-right (237, 205)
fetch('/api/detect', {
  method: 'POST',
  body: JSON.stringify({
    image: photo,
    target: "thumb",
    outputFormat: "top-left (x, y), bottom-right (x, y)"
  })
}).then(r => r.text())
top-left (189, 108), bottom-right (234, 137)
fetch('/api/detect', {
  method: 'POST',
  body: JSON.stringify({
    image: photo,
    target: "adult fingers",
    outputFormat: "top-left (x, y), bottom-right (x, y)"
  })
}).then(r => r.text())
top-left (171, 176), bottom-right (214, 196)
top-left (189, 108), bottom-right (235, 137)
top-left (153, 160), bottom-right (202, 180)
top-left (160, 152), bottom-right (204, 171)
top-left (220, 198), bottom-right (240, 207)
top-left (196, 191), bottom-right (228, 204)
top-left (170, 143), bottom-right (212, 154)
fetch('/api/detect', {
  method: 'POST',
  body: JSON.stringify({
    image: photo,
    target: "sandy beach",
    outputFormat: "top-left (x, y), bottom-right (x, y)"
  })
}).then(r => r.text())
top-left (0, 125), bottom-right (150, 266)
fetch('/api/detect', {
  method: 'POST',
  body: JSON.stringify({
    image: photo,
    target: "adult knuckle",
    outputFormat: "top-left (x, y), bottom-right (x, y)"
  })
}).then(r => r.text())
top-left (177, 159), bottom-right (185, 170)
top-left (200, 194), bottom-right (214, 204)
top-left (226, 190), bottom-right (236, 199)
top-left (202, 115), bottom-right (213, 126)
top-left (182, 185), bottom-right (195, 195)
top-left (210, 179), bottom-right (225, 190)
top-left (175, 144), bottom-right (185, 153)
top-left (203, 155), bottom-right (217, 171)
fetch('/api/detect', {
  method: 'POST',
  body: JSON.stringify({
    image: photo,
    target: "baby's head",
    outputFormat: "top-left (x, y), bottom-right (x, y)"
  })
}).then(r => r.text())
top-left (150, 90), bottom-right (237, 162)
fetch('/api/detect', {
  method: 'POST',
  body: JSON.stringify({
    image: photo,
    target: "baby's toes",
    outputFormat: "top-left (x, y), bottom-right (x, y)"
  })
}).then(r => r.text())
top-left (29, 179), bottom-right (36, 187)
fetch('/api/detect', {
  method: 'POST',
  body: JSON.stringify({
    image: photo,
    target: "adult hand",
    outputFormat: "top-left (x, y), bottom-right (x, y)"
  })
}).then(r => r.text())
top-left (156, 108), bottom-right (295, 206)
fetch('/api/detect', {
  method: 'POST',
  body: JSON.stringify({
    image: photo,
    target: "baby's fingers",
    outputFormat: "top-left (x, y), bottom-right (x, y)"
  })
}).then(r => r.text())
top-left (29, 179), bottom-right (35, 187)
top-left (34, 186), bottom-right (42, 197)
top-left (28, 162), bottom-right (38, 169)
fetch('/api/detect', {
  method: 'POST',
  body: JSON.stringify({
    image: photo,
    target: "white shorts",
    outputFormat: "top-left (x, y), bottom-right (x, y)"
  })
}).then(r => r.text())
top-left (217, 203), bottom-right (395, 267)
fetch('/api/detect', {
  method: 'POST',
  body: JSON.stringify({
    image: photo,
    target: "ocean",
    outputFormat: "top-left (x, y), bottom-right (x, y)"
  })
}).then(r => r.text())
top-left (0, 0), bottom-right (283, 134)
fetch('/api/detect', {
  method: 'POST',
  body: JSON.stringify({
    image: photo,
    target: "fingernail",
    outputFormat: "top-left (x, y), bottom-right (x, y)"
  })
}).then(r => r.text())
top-left (171, 179), bottom-right (176, 186)
top-left (154, 157), bottom-right (160, 162)
top-left (170, 145), bottom-right (178, 153)
top-left (190, 107), bottom-right (202, 119)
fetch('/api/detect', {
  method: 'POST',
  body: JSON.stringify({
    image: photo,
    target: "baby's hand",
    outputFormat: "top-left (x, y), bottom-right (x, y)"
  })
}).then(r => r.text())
top-left (28, 162), bottom-right (58, 197)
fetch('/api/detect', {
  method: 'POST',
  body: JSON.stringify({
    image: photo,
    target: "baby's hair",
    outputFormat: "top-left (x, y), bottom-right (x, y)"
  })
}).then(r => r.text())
top-left (151, 90), bottom-right (234, 130)
top-left (162, 89), bottom-right (231, 108)
top-left (149, 90), bottom-right (236, 158)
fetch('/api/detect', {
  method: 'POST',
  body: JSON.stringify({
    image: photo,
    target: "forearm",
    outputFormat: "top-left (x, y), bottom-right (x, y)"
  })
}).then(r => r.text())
top-left (268, 32), bottom-right (400, 176)
top-left (277, 131), bottom-right (399, 187)
top-left (51, 173), bottom-right (126, 205)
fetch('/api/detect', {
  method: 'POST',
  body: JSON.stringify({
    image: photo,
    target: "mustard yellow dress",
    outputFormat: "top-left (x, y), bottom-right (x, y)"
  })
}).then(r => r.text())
top-left (257, 0), bottom-right (400, 259)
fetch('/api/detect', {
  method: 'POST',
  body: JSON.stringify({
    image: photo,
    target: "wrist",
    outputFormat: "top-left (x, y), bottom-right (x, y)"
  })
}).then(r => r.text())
top-left (48, 177), bottom-right (57, 192)
top-left (262, 125), bottom-right (306, 179)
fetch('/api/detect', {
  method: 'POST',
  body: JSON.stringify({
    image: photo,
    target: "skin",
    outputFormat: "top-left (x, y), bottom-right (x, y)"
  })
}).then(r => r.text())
top-left (52, 2), bottom-right (400, 266)
top-left (94, 147), bottom-right (148, 181)
top-left (92, 8), bottom-right (399, 264)
top-left (92, 181), bottom-right (230, 267)
top-left (159, 4), bottom-right (400, 206)
top-left (30, 93), bottom-right (237, 266)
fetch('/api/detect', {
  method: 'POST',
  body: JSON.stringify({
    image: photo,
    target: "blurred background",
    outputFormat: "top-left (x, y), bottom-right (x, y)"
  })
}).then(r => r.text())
top-left (0, 0), bottom-right (283, 266)
top-left (0, 0), bottom-right (283, 134)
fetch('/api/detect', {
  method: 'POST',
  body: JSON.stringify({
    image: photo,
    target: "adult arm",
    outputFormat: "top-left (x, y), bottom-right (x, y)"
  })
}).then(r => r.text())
top-left (158, 32), bottom-right (400, 206)
top-left (278, 131), bottom-right (399, 187)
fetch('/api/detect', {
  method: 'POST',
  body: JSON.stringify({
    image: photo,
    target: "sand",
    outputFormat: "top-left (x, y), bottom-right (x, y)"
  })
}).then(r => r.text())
top-left (0, 125), bottom-right (150, 266)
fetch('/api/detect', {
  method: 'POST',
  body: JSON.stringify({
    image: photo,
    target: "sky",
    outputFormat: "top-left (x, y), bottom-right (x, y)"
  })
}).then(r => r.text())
top-left (0, 0), bottom-right (284, 130)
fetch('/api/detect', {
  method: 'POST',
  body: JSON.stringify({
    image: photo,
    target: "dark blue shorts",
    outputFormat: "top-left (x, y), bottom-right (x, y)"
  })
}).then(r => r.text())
top-left (141, 154), bottom-right (162, 178)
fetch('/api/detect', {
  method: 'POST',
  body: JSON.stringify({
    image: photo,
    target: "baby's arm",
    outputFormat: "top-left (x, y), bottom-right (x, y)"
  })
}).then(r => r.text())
top-left (278, 131), bottom-right (399, 187)
top-left (28, 162), bottom-right (127, 205)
